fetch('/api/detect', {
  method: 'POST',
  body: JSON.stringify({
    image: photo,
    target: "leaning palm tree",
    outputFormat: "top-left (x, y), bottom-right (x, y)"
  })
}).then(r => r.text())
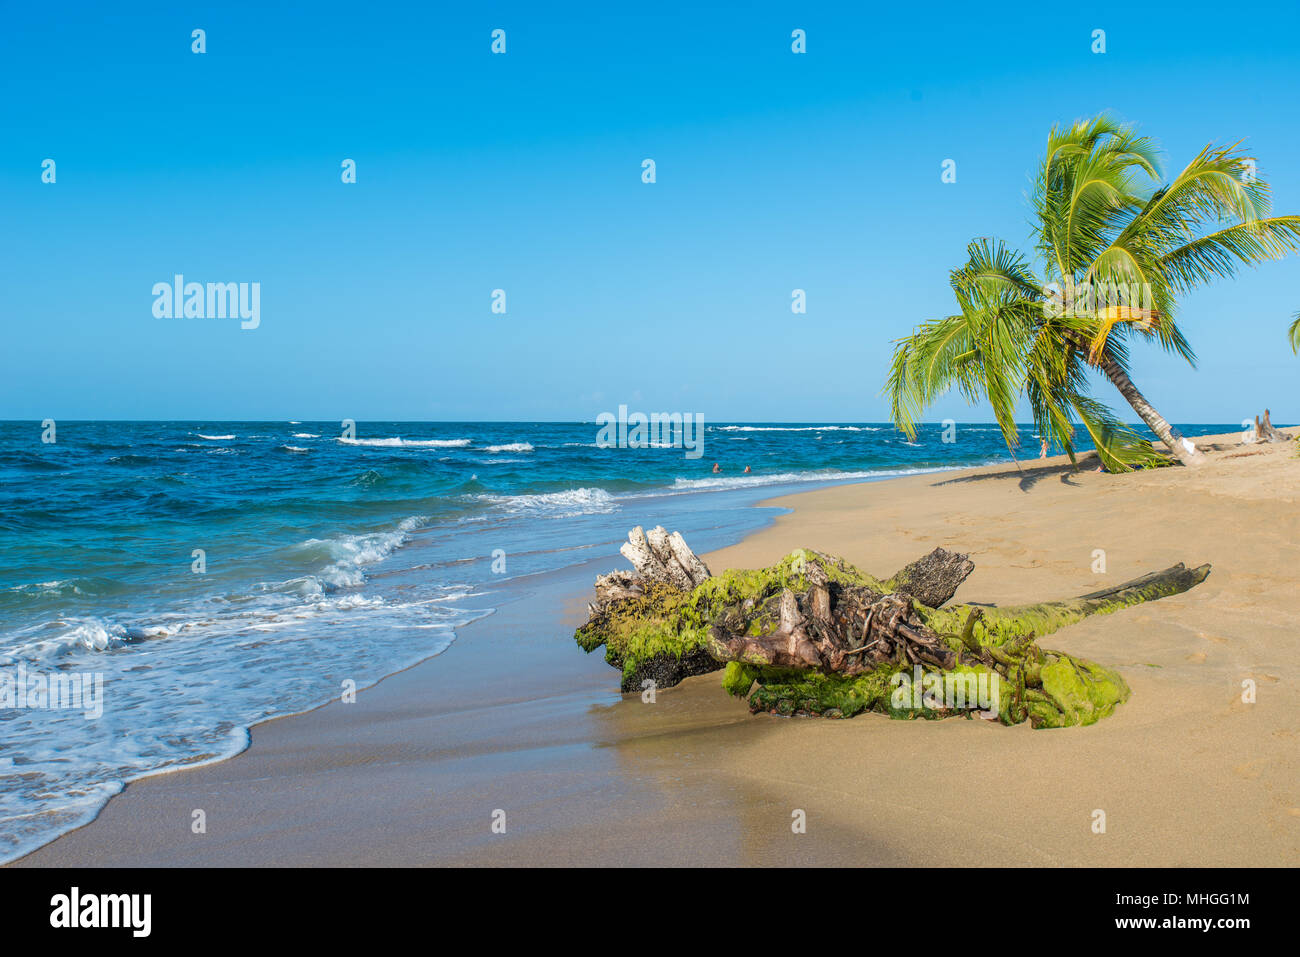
top-left (888, 115), bottom-right (1300, 467)
top-left (1290, 312), bottom-right (1300, 353)
top-left (886, 238), bottom-right (1165, 472)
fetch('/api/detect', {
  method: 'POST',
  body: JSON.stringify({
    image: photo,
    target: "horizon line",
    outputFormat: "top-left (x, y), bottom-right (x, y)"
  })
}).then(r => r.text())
top-left (0, 418), bottom-right (1260, 427)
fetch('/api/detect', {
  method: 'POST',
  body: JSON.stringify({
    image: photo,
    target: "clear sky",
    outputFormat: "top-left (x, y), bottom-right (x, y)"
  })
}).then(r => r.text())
top-left (3, 1), bottom-right (1298, 424)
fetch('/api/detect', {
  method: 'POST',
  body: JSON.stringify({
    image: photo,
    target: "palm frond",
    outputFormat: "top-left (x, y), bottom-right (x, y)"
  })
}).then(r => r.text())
top-left (1080, 141), bottom-right (1289, 362)
top-left (1069, 395), bottom-right (1167, 471)
top-left (884, 239), bottom-right (1043, 447)
top-left (1160, 217), bottom-right (1300, 291)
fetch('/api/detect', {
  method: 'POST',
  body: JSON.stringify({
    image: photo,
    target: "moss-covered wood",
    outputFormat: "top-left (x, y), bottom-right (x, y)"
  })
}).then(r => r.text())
top-left (575, 529), bottom-right (1210, 727)
top-left (575, 548), bottom-right (865, 692)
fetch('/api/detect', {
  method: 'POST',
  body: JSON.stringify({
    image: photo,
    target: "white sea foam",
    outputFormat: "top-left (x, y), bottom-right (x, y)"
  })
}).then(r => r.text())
top-left (467, 466), bottom-right (976, 516)
top-left (474, 487), bottom-right (617, 517)
top-left (291, 432), bottom-right (320, 439)
top-left (15, 618), bottom-right (133, 656)
top-left (294, 516), bottom-right (427, 588)
top-left (194, 433), bottom-right (235, 440)
top-left (483, 442), bottom-right (534, 453)
top-left (338, 437), bottom-right (471, 448)
top-left (3, 579), bottom-right (83, 598)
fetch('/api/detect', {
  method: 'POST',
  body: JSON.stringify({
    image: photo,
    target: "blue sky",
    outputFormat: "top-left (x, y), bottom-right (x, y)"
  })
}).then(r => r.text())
top-left (3, 1), bottom-right (1298, 423)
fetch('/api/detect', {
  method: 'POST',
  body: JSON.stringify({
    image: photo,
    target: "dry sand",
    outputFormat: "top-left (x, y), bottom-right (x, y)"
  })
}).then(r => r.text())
top-left (12, 429), bottom-right (1298, 866)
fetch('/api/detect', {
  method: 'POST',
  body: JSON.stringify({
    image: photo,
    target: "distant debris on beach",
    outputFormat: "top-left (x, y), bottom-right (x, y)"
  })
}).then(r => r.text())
top-left (1249, 409), bottom-right (1289, 444)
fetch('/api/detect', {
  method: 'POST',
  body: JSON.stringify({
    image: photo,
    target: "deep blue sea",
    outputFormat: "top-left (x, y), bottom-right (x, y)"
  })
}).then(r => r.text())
top-left (0, 419), bottom-right (1238, 860)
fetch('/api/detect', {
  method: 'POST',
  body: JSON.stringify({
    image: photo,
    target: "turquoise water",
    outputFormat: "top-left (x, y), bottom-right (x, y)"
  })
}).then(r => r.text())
top-left (0, 419), bottom-right (1238, 860)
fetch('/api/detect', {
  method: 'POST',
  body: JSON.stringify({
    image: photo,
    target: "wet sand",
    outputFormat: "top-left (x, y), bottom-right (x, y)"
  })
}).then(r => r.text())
top-left (13, 429), bottom-right (1299, 866)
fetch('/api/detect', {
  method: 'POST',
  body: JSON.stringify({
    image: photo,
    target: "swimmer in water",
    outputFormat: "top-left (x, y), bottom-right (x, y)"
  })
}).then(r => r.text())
top-left (743, 465), bottom-right (751, 474)
top-left (712, 462), bottom-right (721, 474)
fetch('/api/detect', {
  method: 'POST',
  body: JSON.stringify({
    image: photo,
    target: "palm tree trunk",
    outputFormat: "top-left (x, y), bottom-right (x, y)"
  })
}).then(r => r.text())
top-left (1092, 350), bottom-right (1205, 467)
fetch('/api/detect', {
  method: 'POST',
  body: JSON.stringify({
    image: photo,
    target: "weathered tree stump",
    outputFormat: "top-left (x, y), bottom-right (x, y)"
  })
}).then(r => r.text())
top-left (1253, 408), bottom-right (1288, 443)
top-left (882, 547), bottom-right (975, 608)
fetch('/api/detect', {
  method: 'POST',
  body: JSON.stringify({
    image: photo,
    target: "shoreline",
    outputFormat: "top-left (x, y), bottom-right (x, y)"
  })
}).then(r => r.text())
top-left (11, 428), bottom-right (1299, 866)
top-left (1, 463), bottom-right (964, 865)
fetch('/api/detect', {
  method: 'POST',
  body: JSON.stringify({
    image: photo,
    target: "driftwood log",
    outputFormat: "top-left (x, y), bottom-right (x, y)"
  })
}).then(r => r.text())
top-left (1253, 409), bottom-right (1288, 443)
top-left (575, 527), bottom-right (1212, 727)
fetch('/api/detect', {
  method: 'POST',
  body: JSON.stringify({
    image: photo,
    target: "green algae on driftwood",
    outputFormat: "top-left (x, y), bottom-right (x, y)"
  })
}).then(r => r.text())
top-left (575, 526), bottom-right (1211, 729)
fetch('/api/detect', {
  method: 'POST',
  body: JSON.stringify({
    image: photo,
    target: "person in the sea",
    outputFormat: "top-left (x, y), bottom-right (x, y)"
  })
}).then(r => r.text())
top-left (743, 465), bottom-right (751, 473)
top-left (712, 462), bottom-right (721, 474)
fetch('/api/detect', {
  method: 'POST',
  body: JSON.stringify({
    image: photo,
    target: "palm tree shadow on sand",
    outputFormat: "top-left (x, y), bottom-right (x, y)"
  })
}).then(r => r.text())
top-left (932, 456), bottom-right (1094, 492)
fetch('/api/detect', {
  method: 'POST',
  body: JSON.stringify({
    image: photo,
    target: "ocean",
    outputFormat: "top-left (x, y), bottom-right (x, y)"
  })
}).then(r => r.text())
top-left (0, 419), bottom-right (1238, 860)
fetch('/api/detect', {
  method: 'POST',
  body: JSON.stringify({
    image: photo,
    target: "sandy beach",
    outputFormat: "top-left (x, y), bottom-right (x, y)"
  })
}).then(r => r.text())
top-left (12, 428), bottom-right (1298, 867)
